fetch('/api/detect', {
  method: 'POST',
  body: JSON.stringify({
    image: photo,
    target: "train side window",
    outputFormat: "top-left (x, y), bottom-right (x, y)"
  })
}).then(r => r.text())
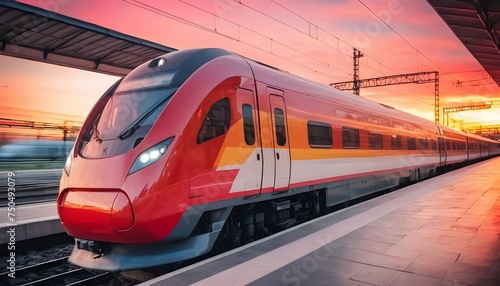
top-left (274, 108), bottom-right (287, 146)
top-left (431, 140), bottom-right (437, 150)
top-left (308, 121), bottom-right (332, 148)
top-left (368, 132), bottom-right (383, 150)
top-left (446, 141), bottom-right (451, 150)
top-left (391, 134), bottom-right (402, 150)
top-left (419, 138), bottom-right (428, 150)
top-left (342, 127), bottom-right (360, 149)
top-left (197, 98), bottom-right (230, 144)
top-left (242, 104), bottom-right (255, 145)
top-left (452, 141), bottom-right (457, 150)
top-left (407, 137), bottom-right (417, 150)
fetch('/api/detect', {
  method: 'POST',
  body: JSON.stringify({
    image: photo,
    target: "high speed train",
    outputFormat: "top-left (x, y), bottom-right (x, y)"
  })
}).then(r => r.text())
top-left (57, 48), bottom-right (500, 271)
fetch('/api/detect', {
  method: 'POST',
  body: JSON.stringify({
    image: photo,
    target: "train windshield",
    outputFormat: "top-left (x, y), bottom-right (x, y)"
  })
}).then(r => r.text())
top-left (95, 87), bottom-right (176, 141)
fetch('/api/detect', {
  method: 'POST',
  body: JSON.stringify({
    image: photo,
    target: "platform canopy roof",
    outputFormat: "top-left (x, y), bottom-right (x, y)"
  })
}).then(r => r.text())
top-left (427, 0), bottom-right (500, 87)
top-left (0, 1), bottom-right (177, 76)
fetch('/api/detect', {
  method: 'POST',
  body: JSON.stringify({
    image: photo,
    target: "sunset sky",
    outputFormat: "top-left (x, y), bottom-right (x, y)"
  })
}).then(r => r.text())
top-left (1, 0), bottom-right (500, 139)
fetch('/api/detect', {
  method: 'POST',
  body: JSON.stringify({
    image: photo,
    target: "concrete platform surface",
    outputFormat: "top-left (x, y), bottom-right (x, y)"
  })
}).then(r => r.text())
top-left (142, 157), bottom-right (500, 286)
top-left (0, 202), bottom-right (63, 244)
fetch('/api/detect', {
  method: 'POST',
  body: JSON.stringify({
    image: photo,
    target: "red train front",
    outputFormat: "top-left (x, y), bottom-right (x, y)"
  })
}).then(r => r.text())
top-left (58, 48), bottom-right (257, 271)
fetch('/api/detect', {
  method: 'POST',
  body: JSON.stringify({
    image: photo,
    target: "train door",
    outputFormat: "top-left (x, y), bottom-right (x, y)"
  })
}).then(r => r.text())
top-left (237, 87), bottom-right (263, 198)
top-left (466, 137), bottom-right (470, 161)
top-left (438, 137), bottom-right (446, 166)
top-left (269, 90), bottom-right (291, 193)
top-left (437, 126), bottom-right (446, 167)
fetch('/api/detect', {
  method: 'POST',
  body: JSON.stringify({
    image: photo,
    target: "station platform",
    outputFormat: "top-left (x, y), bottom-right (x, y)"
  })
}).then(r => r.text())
top-left (143, 157), bottom-right (500, 286)
top-left (0, 202), bottom-right (63, 244)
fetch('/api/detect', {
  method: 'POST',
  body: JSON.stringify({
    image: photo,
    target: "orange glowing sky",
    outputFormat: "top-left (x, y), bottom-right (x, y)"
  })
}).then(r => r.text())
top-left (2, 0), bottom-right (500, 137)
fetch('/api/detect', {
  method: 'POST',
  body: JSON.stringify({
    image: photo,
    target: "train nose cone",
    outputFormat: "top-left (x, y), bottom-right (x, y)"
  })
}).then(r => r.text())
top-left (58, 189), bottom-right (134, 239)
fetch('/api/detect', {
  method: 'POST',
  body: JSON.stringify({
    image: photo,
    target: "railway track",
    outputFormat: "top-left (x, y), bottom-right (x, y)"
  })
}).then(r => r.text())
top-left (0, 185), bottom-right (59, 207)
top-left (0, 255), bottom-right (116, 286)
top-left (0, 168), bottom-right (61, 206)
top-left (0, 232), bottom-right (142, 286)
top-left (0, 235), bottom-right (126, 286)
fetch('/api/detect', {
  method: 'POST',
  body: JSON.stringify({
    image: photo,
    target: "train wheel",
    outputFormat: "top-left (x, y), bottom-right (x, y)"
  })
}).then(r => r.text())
top-left (212, 214), bottom-right (241, 254)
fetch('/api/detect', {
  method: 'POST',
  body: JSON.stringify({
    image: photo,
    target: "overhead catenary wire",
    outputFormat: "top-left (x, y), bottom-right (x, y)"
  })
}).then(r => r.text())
top-left (356, 0), bottom-right (482, 98)
top-left (266, 0), bottom-right (493, 108)
top-left (258, 0), bottom-right (437, 110)
top-left (234, 0), bottom-right (440, 110)
top-left (268, 0), bottom-right (401, 76)
top-left (124, 0), bottom-right (349, 82)
top-left (179, 0), bottom-right (348, 74)
top-left (238, 0), bottom-right (403, 78)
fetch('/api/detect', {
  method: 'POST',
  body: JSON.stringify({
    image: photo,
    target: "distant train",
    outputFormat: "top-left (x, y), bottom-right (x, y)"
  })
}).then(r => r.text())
top-left (0, 139), bottom-right (73, 160)
top-left (57, 48), bottom-right (500, 272)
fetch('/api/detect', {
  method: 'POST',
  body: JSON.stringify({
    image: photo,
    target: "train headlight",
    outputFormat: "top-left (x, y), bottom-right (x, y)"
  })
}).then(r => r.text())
top-left (129, 137), bottom-right (174, 174)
